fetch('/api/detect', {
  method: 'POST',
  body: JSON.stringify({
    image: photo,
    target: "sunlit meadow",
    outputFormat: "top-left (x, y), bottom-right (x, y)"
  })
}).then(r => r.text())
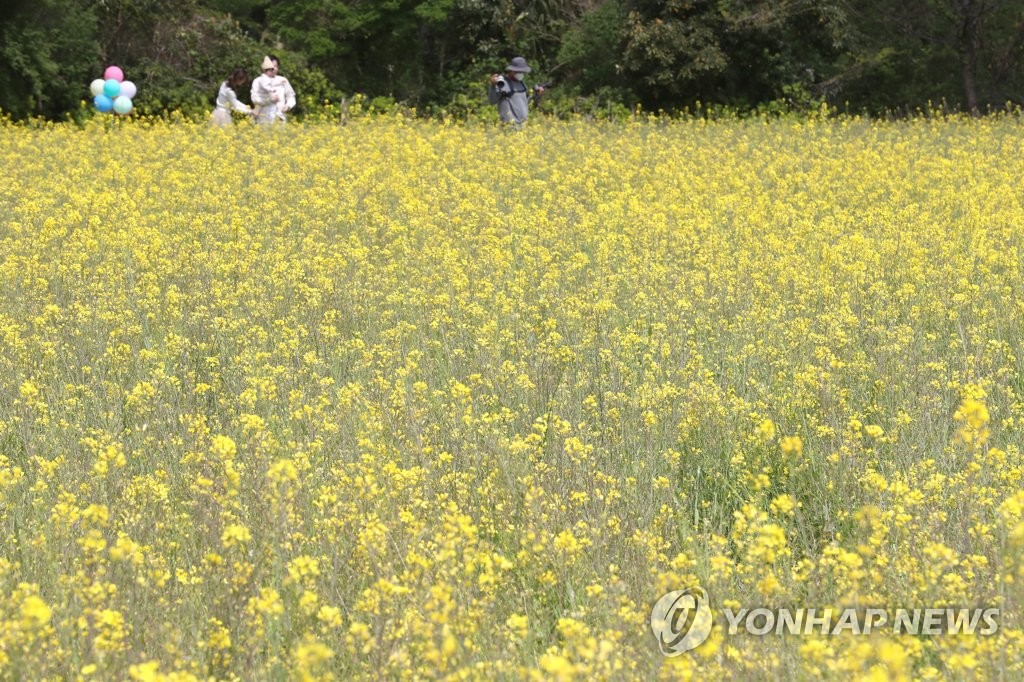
top-left (1, 114), bottom-right (1023, 680)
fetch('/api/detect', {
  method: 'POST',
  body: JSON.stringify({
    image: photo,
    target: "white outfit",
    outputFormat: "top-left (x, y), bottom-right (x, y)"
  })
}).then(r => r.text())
top-left (211, 82), bottom-right (251, 126)
top-left (251, 73), bottom-right (296, 124)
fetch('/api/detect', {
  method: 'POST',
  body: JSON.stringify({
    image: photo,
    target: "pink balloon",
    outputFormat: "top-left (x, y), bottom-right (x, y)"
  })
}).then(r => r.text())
top-left (103, 65), bottom-right (124, 82)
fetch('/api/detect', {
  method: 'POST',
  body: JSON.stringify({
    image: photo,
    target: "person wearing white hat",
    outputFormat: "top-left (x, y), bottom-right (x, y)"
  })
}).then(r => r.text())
top-left (488, 56), bottom-right (543, 128)
top-left (251, 55), bottom-right (296, 124)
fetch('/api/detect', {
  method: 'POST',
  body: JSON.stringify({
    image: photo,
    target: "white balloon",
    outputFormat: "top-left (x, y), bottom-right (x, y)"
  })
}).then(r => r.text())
top-left (113, 96), bottom-right (134, 115)
top-left (120, 81), bottom-right (137, 99)
top-left (90, 79), bottom-right (105, 97)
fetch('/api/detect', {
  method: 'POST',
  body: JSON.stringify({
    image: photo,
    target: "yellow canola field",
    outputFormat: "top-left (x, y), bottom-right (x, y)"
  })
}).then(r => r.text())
top-left (0, 116), bottom-right (1022, 680)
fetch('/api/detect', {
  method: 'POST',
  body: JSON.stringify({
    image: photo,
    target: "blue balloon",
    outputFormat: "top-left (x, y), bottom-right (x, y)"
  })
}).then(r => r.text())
top-left (94, 94), bottom-right (114, 113)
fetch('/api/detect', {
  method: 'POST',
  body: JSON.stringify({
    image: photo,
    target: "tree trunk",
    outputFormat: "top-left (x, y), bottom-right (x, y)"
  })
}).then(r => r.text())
top-left (956, 0), bottom-right (981, 113)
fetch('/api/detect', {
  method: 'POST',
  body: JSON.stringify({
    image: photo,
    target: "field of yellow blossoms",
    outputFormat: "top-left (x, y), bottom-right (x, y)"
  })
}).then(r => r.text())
top-left (1, 114), bottom-right (1023, 680)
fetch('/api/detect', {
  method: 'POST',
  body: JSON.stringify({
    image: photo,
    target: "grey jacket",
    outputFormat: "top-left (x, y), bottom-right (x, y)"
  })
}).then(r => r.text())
top-left (488, 77), bottom-right (530, 124)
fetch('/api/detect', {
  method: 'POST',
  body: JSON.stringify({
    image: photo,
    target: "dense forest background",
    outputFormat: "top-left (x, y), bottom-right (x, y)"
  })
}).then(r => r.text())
top-left (2, 0), bottom-right (1024, 120)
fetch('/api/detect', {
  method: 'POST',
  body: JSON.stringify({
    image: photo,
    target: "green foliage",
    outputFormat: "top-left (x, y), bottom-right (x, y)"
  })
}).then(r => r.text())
top-left (557, 0), bottom-right (631, 99)
top-left (266, 0), bottom-right (469, 104)
top-left (833, 0), bottom-right (1024, 114)
top-left (1, 0), bottom-right (1023, 120)
top-left (107, 11), bottom-right (258, 116)
top-left (0, 0), bottom-right (99, 119)
top-left (623, 0), bottom-right (728, 103)
top-left (620, 0), bottom-right (845, 110)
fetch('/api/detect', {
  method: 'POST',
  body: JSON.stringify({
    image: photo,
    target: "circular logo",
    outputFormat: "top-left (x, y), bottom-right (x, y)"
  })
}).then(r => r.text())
top-left (650, 587), bottom-right (713, 656)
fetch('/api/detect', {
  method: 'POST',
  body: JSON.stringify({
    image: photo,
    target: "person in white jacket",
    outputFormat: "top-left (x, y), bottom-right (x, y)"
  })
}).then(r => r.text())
top-left (251, 55), bottom-right (296, 124)
top-left (210, 68), bottom-right (252, 126)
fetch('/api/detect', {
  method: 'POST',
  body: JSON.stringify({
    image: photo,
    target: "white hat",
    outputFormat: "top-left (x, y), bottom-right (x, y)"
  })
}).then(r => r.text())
top-left (261, 56), bottom-right (276, 71)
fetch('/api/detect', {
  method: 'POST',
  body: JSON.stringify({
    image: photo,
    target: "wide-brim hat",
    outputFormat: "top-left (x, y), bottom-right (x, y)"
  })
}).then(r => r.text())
top-left (505, 56), bottom-right (532, 73)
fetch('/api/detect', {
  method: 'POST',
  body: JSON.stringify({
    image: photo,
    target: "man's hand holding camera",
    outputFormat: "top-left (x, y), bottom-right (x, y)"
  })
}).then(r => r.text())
top-left (490, 74), bottom-right (512, 97)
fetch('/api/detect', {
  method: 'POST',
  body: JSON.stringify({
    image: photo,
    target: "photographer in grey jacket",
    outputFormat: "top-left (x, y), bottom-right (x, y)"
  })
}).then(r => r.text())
top-left (488, 57), bottom-right (544, 128)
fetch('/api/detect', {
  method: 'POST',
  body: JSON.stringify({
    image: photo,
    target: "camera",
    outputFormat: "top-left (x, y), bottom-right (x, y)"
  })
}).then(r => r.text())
top-left (493, 75), bottom-right (512, 97)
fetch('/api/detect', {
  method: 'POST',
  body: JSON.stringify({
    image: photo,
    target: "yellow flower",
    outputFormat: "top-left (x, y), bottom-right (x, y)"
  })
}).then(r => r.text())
top-left (293, 637), bottom-right (334, 678)
top-left (247, 587), bottom-right (285, 617)
top-left (864, 424), bottom-right (884, 439)
top-left (288, 555), bottom-right (321, 581)
top-left (268, 458), bottom-right (299, 484)
top-left (954, 393), bottom-right (990, 448)
top-left (94, 609), bottom-right (128, 652)
top-left (128, 661), bottom-right (161, 682)
top-left (506, 614), bottom-right (529, 639)
top-left (221, 523), bottom-right (252, 548)
top-left (317, 605), bottom-right (343, 628)
top-left (770, 494), bottom-right (799, 516)
top-left (210, 435), bottom-right (237, 460)
top-left (20, 594), bottom-right (52, 628)
top-left (207, 619), bottom-right (232, 650)
top-left (780, 435), bottom-right (803, 456)
top-left (3, 115), bottom-right (1024, 679)
top-left (755, 419), bottom-right (777, 441)
top-left (539, 652), bottom-right (575, 680)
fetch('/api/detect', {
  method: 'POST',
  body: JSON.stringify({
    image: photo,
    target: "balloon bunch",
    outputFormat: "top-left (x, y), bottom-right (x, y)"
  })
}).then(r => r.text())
top-left (90, 66), bottom-right (137, 115)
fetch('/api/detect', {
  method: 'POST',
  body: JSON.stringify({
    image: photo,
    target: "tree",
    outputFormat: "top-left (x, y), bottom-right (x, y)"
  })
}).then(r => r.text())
top-left (266, 0), bottom-right (465, 103)
top-left (833, 0), bottom-right (1024, 113)
top-left (620, 0), bottom-right (845, 110)
top-left (0, 0), bottom-right (99, 118)
top-left (556, 0), bottom-right (631, 97)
